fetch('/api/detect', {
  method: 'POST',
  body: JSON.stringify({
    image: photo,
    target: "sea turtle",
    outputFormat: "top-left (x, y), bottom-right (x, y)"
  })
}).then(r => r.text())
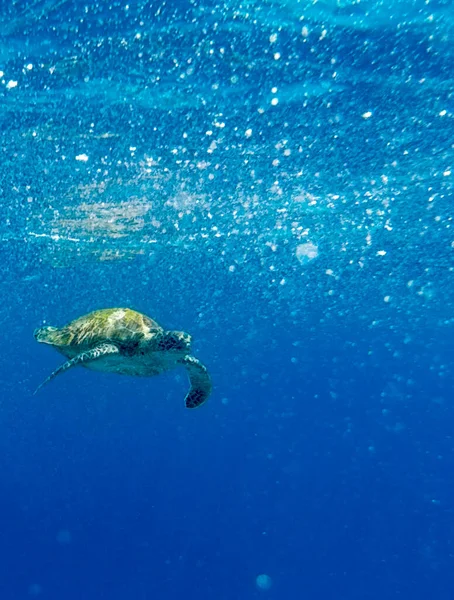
top-left (34, 308), bottom-right (212, 409)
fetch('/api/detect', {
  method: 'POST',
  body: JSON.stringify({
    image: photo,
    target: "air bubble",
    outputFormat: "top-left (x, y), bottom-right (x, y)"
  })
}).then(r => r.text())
top-left (296, 242), bottom-right (319, 265)
top-left (256, 574), bottom-right (272, 590)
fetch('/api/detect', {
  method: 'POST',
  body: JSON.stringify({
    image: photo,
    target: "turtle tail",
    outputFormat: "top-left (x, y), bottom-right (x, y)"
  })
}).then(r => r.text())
top-left (34, 326), bottom-right (71, 346)
top-left (34, 326), bottom-right (58, 343)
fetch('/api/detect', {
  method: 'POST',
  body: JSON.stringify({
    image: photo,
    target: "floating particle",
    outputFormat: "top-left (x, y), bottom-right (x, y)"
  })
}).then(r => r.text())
top-left (296, 242), bottom-right (319, 265)
top-left (6, 80), bottom-right (18, 89)
top-left (56, 529), bottom-right (72, 544)
top-left (256, 574), bottom-right (272, 591)
top-left (362, 111), bottom-right (373, 119)
top-left (28, 584), bottom-right (42, 596)
top-left (245, 128), bottom-right (252, 138)
top-left (75, 153), bottom-right (89, 162)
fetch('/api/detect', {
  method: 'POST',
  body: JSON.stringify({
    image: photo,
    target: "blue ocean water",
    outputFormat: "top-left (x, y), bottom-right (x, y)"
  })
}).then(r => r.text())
top-left (1, 1), bottom-right (454, 598)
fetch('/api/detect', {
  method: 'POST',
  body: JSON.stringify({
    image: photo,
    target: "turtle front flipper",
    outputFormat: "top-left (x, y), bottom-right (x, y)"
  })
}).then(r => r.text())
top-left (34, 343), bottom-right (119, 395)
top-left (178, 355), bottom-right (212, 409)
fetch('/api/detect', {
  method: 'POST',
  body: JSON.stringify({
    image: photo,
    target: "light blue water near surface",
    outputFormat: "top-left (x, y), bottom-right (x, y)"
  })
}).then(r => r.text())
top-left (1, 1), bottom-right (454, 599)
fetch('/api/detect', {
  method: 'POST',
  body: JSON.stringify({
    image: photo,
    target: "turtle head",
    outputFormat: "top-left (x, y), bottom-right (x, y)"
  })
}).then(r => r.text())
top-left (156, 330), bottom-right (192, 353)
top-left (34, 326), bottom-right (60, 345)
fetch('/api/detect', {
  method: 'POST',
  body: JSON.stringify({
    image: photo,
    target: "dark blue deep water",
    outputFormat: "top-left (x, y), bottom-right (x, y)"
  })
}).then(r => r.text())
top-left (1, 1), bottom-right (454, 598)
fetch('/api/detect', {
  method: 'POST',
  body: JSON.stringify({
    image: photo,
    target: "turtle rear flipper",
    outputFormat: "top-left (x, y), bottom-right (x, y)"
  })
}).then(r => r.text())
top-left (34, 343), bottom-right (119, 395)
top-left (179, 355), bottom-right (212, 409)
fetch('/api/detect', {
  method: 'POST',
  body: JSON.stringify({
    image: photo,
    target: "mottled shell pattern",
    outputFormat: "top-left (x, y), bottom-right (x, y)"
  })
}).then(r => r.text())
top-left (40, 308), bottom-right (161, 350)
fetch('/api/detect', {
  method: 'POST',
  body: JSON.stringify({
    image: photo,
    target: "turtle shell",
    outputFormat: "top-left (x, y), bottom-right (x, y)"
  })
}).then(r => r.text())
top-left (41, 308), bottom-right (162, 350)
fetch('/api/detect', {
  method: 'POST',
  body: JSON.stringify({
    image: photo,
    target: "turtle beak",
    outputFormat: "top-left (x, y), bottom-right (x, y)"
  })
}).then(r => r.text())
top-left (181, 332), bottom-right (191, 347)
top-left (171, 331), bottom-right (191, 351)
top-left (159, 331), bottom-right (191, 352)
top-left (179, 332), bottom-right (192, 350)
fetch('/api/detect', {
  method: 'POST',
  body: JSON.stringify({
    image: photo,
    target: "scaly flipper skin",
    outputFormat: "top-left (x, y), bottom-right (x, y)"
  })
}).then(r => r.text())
top-left (179, 355), bottom-right (212, 409)
top-left (34, 343), bottom-right (119, 395)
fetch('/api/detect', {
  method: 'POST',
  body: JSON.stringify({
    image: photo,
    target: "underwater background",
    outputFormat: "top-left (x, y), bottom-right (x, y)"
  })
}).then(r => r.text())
top-left (1, 0), bottom-right (454, 598)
